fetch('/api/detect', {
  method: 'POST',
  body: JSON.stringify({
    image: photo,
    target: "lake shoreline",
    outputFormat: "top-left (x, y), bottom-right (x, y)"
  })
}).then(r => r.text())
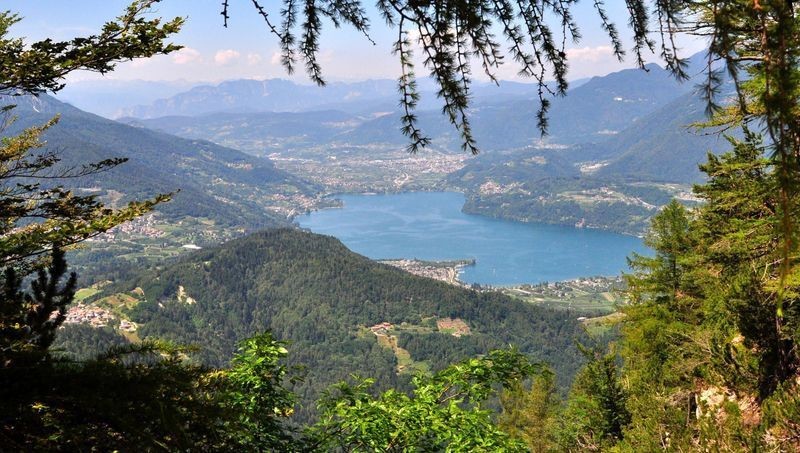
top-left (297, 191), bottom-right (648, 286)
top-left (293, 189), bottom-right (645, 238)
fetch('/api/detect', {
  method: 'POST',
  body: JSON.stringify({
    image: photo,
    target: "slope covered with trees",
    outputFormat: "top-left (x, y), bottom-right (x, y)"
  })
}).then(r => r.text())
top-left (507, 134), bottom-right (800, 451)
top-left (4, 94), bottom-right (316, 228)
top-left (110, 228), bottom-right (593, 422)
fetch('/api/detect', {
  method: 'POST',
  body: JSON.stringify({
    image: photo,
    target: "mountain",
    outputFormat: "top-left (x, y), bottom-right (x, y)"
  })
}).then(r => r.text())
top-left (123, 109), bottom-right (361, 152)
top-left (592, 91), bottom-right (731, 183)
top-left (443, 61), bottom-right (730, 235)
top-left (445, 90), bottom-right (721, 234)
top-left (330, 63), bottom-right (690, 150)
top-left (119, 79), bottom-right (400, 118)
top-left (448, 148), bottom-right (581, 184)
top-left (56, 79), bottom-right (198, 119)
top-left (127, 63), bottom-right (691, 154)
top-left (111, 228), bottom-right (593, 422)
top-left (3, 94), bottom-right (316, 228)
top-left (469, 63), bottom-right (690, 147)
top-left (119, 77), bottom-right (581, 120)
top-left (444, 91), bottom-right (722, 234)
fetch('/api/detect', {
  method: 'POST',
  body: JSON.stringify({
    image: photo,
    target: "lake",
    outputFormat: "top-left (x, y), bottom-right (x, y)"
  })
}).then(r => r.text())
top-left (297, 192), bottom-right (649, 286)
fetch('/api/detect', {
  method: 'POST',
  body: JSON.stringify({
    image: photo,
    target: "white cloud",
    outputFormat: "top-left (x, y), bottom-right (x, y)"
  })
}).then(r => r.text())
top-left (214, 49), bottom-right (241, 66)
top-left (270, 51), bottom-right (283, 65)
top-left (247, 53), bottom-right (263, 65)
top-left (172, 47), bottom-right (202, 65)
top-left (130, 57), bottom-right (154, 68)
top-left (566, 46), bottom-right (616, 63)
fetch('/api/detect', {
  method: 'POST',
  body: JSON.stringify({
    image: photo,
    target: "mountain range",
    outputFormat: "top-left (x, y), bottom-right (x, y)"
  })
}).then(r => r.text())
top-left (123, 63), bottom-right (691, 152)
top-left (8, 53), bottom-right (728, 244)
top-left (110, 52), bottom-right (729, 234)
top-left (56, 79), bottom-right (198, 119)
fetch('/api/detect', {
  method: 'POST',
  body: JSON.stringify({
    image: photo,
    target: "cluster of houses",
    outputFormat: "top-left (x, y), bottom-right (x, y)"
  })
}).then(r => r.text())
top-left (63, 303), bottom-right (137, 332)
top-left (63, 304), bottom-right (115, 328)
top-left (90, 214), bottom-right (164, 243)
top-left (380, 259), bottom-right (466, 286)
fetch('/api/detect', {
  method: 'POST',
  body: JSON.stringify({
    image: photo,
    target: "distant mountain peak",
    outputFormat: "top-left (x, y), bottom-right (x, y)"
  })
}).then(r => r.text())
top-left (119, 78), bottom-right (400, 119)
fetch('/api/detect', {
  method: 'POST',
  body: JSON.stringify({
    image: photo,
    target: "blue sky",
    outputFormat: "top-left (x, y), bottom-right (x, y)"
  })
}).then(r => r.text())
top-left (9, 1), bottom-right (706, 84)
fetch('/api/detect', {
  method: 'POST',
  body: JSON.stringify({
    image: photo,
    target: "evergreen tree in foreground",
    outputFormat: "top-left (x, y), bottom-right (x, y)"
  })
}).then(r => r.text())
top-left (613, 133), bottom-right (800, 450)
top-left (0, 247), bottom-right (75, 368)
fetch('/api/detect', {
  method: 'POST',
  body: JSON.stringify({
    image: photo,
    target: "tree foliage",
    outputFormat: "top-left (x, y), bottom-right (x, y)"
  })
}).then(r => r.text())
top-left (307, 348), bottom-right (538, 451)
top-left (555, 343), bottom-right (630, 451)
top-left (0, 247), bottom-right (75, 368)
top-left (626, 199), bottom-right (694, 305)
top-left (0, 2), bottom-right (182, 95)
top-left (498, 368), bottom-right (559, 452)
top-left (220, 332), bottom-right (300, 450)
top-left (610, 133), bottom-right (800, 450)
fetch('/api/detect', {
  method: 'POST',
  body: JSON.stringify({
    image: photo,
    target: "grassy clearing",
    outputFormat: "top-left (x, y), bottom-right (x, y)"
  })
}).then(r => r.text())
top-left (499, 276), bottom-right (626, 314)
top-left (582, 312), bottom-right (626, 336)
top-left (74, 287), bottom-right (101, 302)
top-left (95, 291), bottom-right (144, 317)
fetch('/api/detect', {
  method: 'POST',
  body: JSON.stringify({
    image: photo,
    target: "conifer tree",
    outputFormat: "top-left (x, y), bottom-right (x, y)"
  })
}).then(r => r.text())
top-left (498, 368), bottom-right (559, 452)
top-left (626, 199), bottom-right (693, 305)
top-left (0, 2), bottom-right (181, 270)
top-left (556, 344), bottom-right (630, 451)
top-left (0, 247), bottom-right (74, 368)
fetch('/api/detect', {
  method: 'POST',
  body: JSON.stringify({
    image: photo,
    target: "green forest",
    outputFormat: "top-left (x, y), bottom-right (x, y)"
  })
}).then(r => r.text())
top-left (102, 228), bottom-right (595, 422)
top-left (3, 0), bottom-right (800, 451)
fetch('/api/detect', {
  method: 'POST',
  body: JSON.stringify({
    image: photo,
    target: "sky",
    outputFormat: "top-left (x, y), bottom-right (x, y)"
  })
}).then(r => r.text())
top-left (8, 1), bottom-right (706, 85)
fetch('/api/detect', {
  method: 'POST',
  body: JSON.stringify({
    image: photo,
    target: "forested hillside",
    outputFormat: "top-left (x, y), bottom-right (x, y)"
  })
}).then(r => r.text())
top-left (447, 83), bottom-right (724, 235)
top-left (593, 91), bottom-right (731, 182)
top-left (103, 228), bottom-right (593, 421)
top-left (4, 94), bottom-right (317, 228)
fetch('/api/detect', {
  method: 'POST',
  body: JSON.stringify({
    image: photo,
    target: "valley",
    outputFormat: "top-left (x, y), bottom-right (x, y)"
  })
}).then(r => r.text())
top-left (28, 63), bottom-right (708, 408)
top-left (6, 49), bottom-right (729, 438)
top-left (5, 2), bottom-right (799, 450)
top-left (267, 144), bottom-right (467, 193)
top-left (121, 54), bottom-right (724, 237)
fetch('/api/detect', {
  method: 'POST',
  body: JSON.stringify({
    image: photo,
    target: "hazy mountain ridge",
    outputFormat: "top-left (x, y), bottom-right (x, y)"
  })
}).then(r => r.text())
top-left (56, 79), bottom-right (199, 119)
top-left (119, 79), bottom-right (400, 118)
top-left (593, 90), bottom-right (731, 182)
top-left (125, 64), bottom-right (692, 154)
top-left (122, 109), bottom-right (361, 151)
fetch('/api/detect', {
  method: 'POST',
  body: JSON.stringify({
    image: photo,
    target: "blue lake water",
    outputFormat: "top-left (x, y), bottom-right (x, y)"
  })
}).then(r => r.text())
top-left (297, 192), bottom-right (649, 286)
